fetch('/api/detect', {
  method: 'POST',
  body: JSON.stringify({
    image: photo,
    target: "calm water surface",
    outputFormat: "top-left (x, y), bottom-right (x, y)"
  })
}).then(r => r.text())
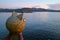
top-left (0, 12), bottom-right (60, 40)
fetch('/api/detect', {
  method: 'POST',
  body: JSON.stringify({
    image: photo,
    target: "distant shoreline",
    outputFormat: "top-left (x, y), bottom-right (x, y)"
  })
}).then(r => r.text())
top-left (0, 8), bottom-right (60, 13)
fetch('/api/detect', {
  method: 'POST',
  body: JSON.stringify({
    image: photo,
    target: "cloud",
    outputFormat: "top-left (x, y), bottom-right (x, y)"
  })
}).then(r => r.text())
top-left (33, 4), bottom-right (49, 9)
top-left (0, 4), bottom-right (49, 9)
top-left (48, 4), bottom-right (60, 10)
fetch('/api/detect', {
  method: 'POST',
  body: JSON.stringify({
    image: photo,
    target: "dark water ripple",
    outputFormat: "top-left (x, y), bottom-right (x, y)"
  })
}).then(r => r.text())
top-left (0, 12), bottom-right (60, 40)
top-left (23, 30), bottom-right (60, 40)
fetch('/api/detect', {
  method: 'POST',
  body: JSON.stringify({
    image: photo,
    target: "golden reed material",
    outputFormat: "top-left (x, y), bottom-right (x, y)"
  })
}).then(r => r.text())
top-left (6, 11), bottom-right (25, 34)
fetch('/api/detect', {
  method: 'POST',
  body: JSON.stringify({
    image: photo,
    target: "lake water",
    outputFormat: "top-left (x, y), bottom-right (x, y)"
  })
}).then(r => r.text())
top-left (0, 12), bottom-right (60, 40)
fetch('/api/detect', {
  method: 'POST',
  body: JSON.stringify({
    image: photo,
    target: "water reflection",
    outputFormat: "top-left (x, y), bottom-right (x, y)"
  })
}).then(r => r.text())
top-left (37, 12), bottom-right (48, 22)
top-left (24, 12), bottom-right (48, 24)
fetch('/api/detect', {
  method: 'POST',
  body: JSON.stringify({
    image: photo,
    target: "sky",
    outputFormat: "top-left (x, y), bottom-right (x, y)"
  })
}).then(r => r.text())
top-left (0, 0), bottom-right (60, 9)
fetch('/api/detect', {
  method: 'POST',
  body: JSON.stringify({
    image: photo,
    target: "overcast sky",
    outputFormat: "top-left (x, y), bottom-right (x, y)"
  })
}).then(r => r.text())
top-left (0, 0), bottom-right (60, 4)
top-left (0, 0), bottom-right (60, 8)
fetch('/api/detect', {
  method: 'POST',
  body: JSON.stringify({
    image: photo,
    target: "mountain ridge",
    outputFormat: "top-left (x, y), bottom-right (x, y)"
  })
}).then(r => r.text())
top-left (0, 8), bottom-right (60, 13)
